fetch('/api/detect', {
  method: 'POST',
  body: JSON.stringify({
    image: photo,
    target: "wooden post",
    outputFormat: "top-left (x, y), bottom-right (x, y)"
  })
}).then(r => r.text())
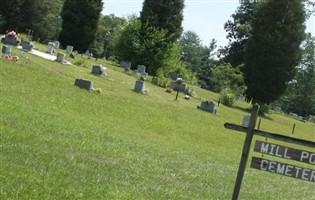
top-left (232, 104), bottom-right (260, 200)
top-left (175, 90), bottom-right (179, 101)
top-left (257, 118), bottom-right (261, 130)
top-left (292, 123), bottom-right (296, 134)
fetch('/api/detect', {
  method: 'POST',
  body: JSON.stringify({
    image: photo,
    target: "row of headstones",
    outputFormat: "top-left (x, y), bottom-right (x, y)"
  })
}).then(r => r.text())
top-left (2, 42), bottom-right (33, 52)
top-left (119, 61), bottom-right (148, 80)
top-left (76, 63), bottom-right (217, 112)
top-left (47, 41), bottom-right (60, 54)
top-left (54, 45), bottom-right (73, 63)
top-left (2, 34), bottom-right (34, 51)
top-left (74, 65), bottom-right (107, 91)
top-left (119, 61), bottom-right (189, 94)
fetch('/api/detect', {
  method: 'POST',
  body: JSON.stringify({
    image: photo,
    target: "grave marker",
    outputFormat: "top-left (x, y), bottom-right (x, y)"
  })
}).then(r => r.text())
top-left (47, 42), bottom-right (55, 54)
top-left (91, 65), bottom-right (106, 76)
top-left (120, 61), bottom-right (131, 72)
top-left (137, 65), bottom-right (146, 73)
top-left (74, 79), bottom-right (94, 92)
top-left (56, 53), bottom-right (65, 63)
top-left (66, 45), bottom-right (73, 54)
top-left (22, 41), bottom-right (33, 51)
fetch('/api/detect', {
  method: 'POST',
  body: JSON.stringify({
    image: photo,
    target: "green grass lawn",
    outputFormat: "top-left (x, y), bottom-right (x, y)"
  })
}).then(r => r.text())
top-left (1, 45), bottom-right (314, 199)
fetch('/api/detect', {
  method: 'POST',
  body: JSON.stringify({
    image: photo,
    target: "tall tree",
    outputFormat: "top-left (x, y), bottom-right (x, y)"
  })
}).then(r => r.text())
top-left (140, 0), bottom-right (184, 44)
top-left (22, 0), bottom-right (63, 42)
top-left (59, 0), bottom-right (103, 53)
top-left (277, 34), bottom-right (315, 117)
top-left (138, 0), bottom-right (184, 75)
top-left (0, 0), bottom-right (63, 42)
top-left (243, 0), bottom-right (306, 105)
top-left (178, 31), bottom-right (217, 89)
top-left (210, 62), bottom-right (245, 95)
top-left (0, 0), bottom-right (26, 33)
top-left (97, 14), bottom-right (127, 59)
top-left (218, 2), bottom-right (257, 68)
top-left (111, 16), bottom-right (141, 64)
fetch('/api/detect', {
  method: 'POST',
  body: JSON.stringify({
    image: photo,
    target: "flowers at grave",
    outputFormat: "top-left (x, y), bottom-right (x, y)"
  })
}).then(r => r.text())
top-left (24, 57), bottom-right (30, 64)
top-left (5, 30), bottom-right (21, 43)
top-left (202, 99), bottom-right (215, 105)
top-left (5, 54), bottom-right (12, 60)
top-left (12, 56), bottom-right (19, 62)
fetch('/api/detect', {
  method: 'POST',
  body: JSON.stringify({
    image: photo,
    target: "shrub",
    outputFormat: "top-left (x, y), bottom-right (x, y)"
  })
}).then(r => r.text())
top-left (309, 115), bottom-right (315, 123)
top-left (73, 59), bottom-right (88, 68)
top-left (219, 88), bottom-right (236, 107)
top-left (259, 104), bottom-right (271, 115)
top-left (19, 33), bottom-right (29, 42)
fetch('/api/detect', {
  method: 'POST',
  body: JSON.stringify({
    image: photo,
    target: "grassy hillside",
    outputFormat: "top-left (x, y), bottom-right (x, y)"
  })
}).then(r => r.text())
top-left (1, 45), bottom-right (314, 199)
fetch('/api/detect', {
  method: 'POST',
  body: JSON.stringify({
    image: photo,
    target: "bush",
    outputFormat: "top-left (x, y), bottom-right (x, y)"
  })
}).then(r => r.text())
top-left (219, 88), bottom-right (236, 107)
top-left (19, 33), bottom-right (29, 42)
top-left (259, 104), bottom-right (271, 115)
top-left (308, 115), bottom-right (315, 123)
top-left (73, 59), bottom-right (88, 68)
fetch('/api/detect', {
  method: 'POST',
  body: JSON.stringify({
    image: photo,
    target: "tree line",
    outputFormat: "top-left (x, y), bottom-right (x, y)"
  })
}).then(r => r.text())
top-left (0, 0), bottom-right (314, 117)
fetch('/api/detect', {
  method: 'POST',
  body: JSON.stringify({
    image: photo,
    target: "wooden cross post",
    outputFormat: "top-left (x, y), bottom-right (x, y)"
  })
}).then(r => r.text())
top-left (232, 104), bottom-right (260, 200)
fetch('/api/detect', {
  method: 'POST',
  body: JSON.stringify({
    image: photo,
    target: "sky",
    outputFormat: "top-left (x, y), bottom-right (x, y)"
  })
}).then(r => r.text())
top-left (102, 0), bottom-right (315, 48)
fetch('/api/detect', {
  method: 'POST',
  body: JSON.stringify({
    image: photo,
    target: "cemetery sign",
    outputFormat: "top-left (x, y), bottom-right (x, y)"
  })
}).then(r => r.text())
top-left (224, 104), bottom-right (315, 200)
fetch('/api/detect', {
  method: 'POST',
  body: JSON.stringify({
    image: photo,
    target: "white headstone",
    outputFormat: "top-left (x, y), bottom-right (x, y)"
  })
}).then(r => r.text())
top-left (242, 115), bottom-right (251, 127)
top-left (66, 45), bottom-right (73, 54)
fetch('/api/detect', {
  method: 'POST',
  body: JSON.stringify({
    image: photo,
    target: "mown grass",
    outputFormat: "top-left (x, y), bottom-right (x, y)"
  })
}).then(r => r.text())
top-left (1, 45), bottom-right (314, 199)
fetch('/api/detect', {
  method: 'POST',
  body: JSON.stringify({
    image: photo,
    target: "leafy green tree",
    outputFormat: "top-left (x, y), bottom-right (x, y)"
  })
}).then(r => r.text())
top-left (277, 34), bottom-right (315, 117)
top-left (111, 17), bottom-right (141, 64)
top-left (59, 0), bottom-right (103, 53)
top-left (210, 62), bottom-right (245, 95)
top-left (218, 2), bottom-right (257, 68)
top-left (1, 0), bottom-right (63, 42)
top-left (0, 0), bottom-right (26, 32)
top-left (140, 0), bottom-right (184, 44)
top-left (97, 14), bottom-right (127, 59)
top-left (138, 0), bottom-right (185, 75)
top-left (178, 31), bottom-right (217, 89)
top-left (179, 31), bottom-right (204, 71)
top-left (23, 0), bottom-right (63, 42)
top-left (243, 0), bottom-right (306, 104)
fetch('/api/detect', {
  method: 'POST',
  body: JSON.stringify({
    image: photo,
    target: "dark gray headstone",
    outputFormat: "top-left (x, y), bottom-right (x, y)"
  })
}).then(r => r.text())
top-left (91, 65), bottom-right (106, 76)
top-left (137, 65), bottom-right (146, 73)
top-left (134, 80), bottom-right (148, 94)
top-left (171, 82), bottom-right (188, 93)
top-left (197, 99), bottom-right (217, 113)
top-left (22, 41), bottom-right (33, 51)
top-left (120, 61), bottom-right (131, 71)
top-left (134, 80), bottom-right (144, 93)
top-left (56, 53), bottom-right (65, 62)
top-left (152, 77), bottom-right (159, 85)
top-left (169, 72), bottom-right (178, 81)
top-left (3, 36), bottom-right (20, 46)
top-left (141, 72), bottom-right (148, 80)
top-left (74, 79), bottom-right (94, 92)
top-left (2, 45), bottom-right (9, 54)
